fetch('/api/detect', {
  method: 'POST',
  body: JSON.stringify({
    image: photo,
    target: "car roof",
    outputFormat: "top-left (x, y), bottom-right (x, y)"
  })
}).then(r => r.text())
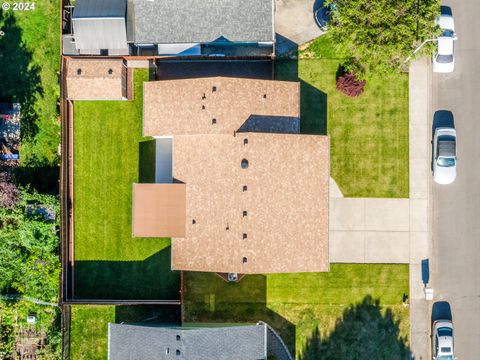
top-left (438, 14), bottom-right (455, 31)
top-left (438, 37), bottom-right (454, 55)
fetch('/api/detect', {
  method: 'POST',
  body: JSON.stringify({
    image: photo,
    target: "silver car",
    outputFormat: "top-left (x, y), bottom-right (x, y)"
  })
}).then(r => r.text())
top-left (432, 127), bottom-right (457, 185)
top-left (432, 320), bottom-right (455, 360)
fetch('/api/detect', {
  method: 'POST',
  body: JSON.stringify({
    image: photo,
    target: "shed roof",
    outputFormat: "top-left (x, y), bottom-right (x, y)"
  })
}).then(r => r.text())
top-left (108, 323), bottom-right (266, 360)
top-left (73, 0), bottom-right (127, 50)
top-left (132, 183), bottom-right (186, 238)
top-left (143, 77), bottom-right (300, 136)
top-left (127, 0), bottom-right (274, 44)
top-left (65, 58), bottom-right (126, 100)
top-left (171, 133), bottom-right (330, 274)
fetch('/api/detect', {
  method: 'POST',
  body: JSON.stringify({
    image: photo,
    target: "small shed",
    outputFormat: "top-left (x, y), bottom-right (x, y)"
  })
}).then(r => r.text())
top-left (72, 0), bottom-right (128, 55)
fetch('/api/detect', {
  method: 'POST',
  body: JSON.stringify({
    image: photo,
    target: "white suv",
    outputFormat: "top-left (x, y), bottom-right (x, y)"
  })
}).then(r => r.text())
top-left (433, 13), bottom-right (457, 73)
top-left (432, 127), bottom-right (457, 185)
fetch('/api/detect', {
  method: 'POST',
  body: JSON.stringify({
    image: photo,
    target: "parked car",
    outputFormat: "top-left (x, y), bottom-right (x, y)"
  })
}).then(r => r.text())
top-left (433, 13), bottom-right (457, 73)
top-left (432, 127), bottom-right (457, 185)
top-left (432, 319), bottom-right (455, 360)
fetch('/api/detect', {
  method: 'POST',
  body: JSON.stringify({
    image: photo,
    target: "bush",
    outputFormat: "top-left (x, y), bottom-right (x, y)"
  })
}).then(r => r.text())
top-left (336, 71), bottom-right (366, 97)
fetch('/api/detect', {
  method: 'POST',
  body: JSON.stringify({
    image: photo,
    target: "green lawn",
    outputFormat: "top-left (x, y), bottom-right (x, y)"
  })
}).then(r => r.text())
top-left (275, 35), bottom-right (409, 198)
top-left (69, 304), bottom-right (181, 360)
top-left (184, 264), bottom-right (410, 359)
top-left (73, 69), bottom-right (180, 300)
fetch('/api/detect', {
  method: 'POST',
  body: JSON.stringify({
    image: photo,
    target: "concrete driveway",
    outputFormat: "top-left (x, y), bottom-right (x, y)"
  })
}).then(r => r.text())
top-left (275, 0), bottom-right (325, 55)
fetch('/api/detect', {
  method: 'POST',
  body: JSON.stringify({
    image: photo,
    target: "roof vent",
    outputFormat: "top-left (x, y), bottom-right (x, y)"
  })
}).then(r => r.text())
top-left (243, 185), bottom-right (247, 192)
top-left (202, 93), bottom-right (206, 100)
top-left (263, 94), bottom-right (267, 99)
top-left (202, 105), bottom-right (205, 110)
top-left (241, 159), bottom-right (249, 169)
top-left (192, 219), bottom-right (196, 225)
top-left (243, 233), bottom-right (247, 240)
top-left (244, 138), bottom-right (248, 145)
top-left (176, 349), bottom-right (181, 356)
top-left (243, 211), bottom-right (247, 217)
top-left (212, 118), bottom-right (216, 124)
top-left (176, 335), bottom-right (181, 341)
top-left (166, 348), bottom-right (170, 354)
top-left (243, 257), bottom-right (248, 263)
top-left (108, 68), bottom-right (113, 75)
top-left (212, 86), bottom-right (217, 92)
top-left (77, 68), bottom-right (82, 75)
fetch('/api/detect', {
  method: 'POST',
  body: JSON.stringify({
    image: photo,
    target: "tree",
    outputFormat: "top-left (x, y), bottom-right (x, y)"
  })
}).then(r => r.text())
top-left (326, 0), bottom-right (440, 77)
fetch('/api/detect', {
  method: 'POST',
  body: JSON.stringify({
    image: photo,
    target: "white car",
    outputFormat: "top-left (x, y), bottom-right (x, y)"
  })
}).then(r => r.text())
top-left (432, 320), bottom-right (455, 360)
top-left (433, 13), bottom-right (457, 73)
top-left (432, 127), bottom-right (456, 185)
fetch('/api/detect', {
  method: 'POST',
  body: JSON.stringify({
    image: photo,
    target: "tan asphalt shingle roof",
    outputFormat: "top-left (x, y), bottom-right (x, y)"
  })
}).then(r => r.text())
top-left (143, 77), bottom-right (300, 136)
top-left (171, 132), bottom-right (329, 274)
top-left (132, 183), bottom-right (186, 238)
top-left (65, 58), bottom-right (126, 100)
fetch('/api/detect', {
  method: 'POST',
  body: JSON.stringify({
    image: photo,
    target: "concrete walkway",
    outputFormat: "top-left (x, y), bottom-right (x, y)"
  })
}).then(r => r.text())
top-left (275, 0), bottom-right (325, 55)
top-left (328, 59), bottom-right (432, 359)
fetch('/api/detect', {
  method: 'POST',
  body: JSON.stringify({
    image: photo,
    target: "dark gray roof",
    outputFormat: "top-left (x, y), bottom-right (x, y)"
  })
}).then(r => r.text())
top-left (73, 0), bottom-right (126, 18)
top-left (108, 323), bottom-right (266, 360)
top-left (127, 0), bottom-right (274, 44)
top-left (73, 0), bottom-right (128, 51)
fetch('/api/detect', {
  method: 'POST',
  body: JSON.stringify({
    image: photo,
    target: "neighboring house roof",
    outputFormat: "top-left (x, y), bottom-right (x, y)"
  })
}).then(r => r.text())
top-left (126, 0), bottom-right (274, 44)
top-left (143, 77), bottom-right (300, 136)
top-left (72, 0), bottom-right (127, 51)
top-left (108, 323), bottom-right (266, 360)
top-left (65, 58), bottom-right (126, 100)
top-left (171, 133), bottom-right (329, 274)
top-left (132, 183), bottom-right (186, 238)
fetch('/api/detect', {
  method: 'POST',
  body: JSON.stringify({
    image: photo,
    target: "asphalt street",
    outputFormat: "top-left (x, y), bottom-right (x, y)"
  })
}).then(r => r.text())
top-left (431, 0), bottom-right (480, 358)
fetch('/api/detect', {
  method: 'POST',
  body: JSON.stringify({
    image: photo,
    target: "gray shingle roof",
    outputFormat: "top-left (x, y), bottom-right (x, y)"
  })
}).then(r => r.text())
top-left (73, 0), bottom-right (128, 51)
top-left (108, 323), bottom-right (266, 360)
top-left (127, 0), bottom-right (274, 44)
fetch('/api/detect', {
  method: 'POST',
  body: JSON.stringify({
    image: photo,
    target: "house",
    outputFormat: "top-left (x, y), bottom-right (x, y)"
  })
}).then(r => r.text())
top-left (64, 58), bottom-right (130, 100)
top-left (133, 77), bottom-right (330, 274)
top-left (64, 0), bottom-right (274, 57)
top-left (108, 322), bottom-right (292, 360)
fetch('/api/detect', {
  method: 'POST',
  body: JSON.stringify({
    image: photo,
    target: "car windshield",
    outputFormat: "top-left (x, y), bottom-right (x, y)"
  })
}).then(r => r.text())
top-left (437, 157), bottom-right (455, 167)
top-left (443, 29), bottom-right (454, 37)
top-left (437, 54), bottom-right (454, 63)
top-left (437, 356), bottom-right (454, 360)
top-left (438, 327), bottom-right (453, 337)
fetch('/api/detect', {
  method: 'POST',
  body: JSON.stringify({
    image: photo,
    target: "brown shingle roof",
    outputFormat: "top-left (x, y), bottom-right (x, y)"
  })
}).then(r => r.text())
top-left (65, 58), bottom-right (126, 100)
top-left (132, 183), bottom-right (186, 238)
top-left (143, 77), bottom-right (300, 136)
top-left (171, 132), bottom-right (329, 274)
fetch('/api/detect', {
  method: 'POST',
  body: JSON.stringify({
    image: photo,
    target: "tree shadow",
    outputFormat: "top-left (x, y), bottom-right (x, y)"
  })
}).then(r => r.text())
top-left (115, 304), bottom-right (181, 324)
top-left (182, 272), bottom-right (296, 357)
top-left (300, 295), bottom-right (410, 360)
top-left (0, 9), bottom-right (42, 141)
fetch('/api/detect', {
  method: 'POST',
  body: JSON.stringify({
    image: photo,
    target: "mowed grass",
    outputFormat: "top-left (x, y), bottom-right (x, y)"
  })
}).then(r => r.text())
top-left (184, 264), bottom-right (410, 358)
top-left (69, 304), bottom-right (181, 360)
top-left (276, 36), bottom-right (409, 198)
top-left (70, 305), bottom-right (115, 360)
top-left (73, 69), bottom-right (180, 300)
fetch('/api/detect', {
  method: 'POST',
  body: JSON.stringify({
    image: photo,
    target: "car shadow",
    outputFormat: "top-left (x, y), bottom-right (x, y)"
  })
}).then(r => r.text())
top-left (432, 110), bottom-right (455, 135)
top-left (440, 5), bottom-right (452, 17)
top-left (431, 301), bottom-right (452, 323)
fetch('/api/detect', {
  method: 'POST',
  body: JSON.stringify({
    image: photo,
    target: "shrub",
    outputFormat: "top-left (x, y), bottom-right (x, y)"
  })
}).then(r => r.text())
top-left (336, 71), bottom-right (366, 97)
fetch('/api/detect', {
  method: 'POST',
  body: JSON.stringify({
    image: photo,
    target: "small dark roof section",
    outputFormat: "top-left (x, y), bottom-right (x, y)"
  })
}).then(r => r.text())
top-left (73, 0), bottom-right (126, 18)
top-left (108, 323), bottom-right (266, 360)
top-left (127, 0), bottom-right (274, 44)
